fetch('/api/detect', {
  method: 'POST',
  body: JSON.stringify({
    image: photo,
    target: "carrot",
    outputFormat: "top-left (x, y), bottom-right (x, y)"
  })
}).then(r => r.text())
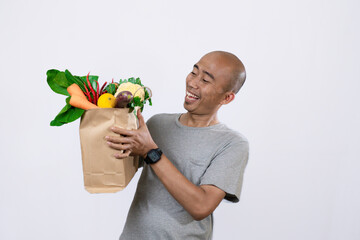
top-left (67, 83), bottom-right (99, 110)
top-left (67, 84), bottom-right (87, 100)
top-left (69, 95), bottom-right (99, 110)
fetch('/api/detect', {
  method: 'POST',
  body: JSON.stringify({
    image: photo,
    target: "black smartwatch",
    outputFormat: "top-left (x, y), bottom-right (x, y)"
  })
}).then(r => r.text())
top-left (144, 148), bottom-right (163, 164)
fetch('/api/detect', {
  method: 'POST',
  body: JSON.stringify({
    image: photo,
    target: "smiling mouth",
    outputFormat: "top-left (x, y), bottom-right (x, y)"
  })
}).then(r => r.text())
top-left (185, 90), bottom-right (200, 103)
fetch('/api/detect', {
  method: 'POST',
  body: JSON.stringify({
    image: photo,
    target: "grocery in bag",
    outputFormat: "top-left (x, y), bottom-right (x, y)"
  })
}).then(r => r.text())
top-left (47, 69), bottom-right (152, 193)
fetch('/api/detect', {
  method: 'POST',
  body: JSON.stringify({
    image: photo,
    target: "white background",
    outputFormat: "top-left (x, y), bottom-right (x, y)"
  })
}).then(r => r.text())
top-left (1, 0), bottom-right (359, 239)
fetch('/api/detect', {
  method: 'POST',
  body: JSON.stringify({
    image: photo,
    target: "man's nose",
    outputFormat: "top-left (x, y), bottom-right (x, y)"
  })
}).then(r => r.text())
top-left (188, 74), bottom-right (201, 88)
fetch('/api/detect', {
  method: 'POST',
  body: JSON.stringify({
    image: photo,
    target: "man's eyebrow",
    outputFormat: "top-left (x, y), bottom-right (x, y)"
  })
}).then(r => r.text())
top-left (203, 71), bottom-right (215, 80)
top-left (193, 64), bottom-right (215, 80)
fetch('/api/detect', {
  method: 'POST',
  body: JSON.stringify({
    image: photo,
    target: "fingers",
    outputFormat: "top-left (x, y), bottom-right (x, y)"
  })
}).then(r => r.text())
top-left (114, 150), bottom-right (131, 159)
top-left (111, 126), bottom-right (134, 136)
top-left (107, 141), bottom-right (131, 151)
top-left (137, 109), bottom-right (146, 128)
top-left (106, 135), bottom-right (132, 158)
top-left (105, 135), bottom-right (132, 144)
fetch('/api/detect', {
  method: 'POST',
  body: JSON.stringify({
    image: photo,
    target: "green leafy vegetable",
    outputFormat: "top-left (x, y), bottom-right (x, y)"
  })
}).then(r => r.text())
top-left (50, 97), bottom-right (85, 126)
top-left (64, 70), bottom-right (86, 92)
top-left (105, 83), bottom-right (117, 95)
top-left (144, 88), bottom-right (152, 106)
top-left (119, 77), bottom-right (142, 86)
top-left (47, 70), bottom-right (72, 96)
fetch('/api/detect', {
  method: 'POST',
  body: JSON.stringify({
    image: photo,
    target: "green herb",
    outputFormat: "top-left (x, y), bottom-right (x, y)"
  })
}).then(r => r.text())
top-left (118, 77), bottom-right (142, 85)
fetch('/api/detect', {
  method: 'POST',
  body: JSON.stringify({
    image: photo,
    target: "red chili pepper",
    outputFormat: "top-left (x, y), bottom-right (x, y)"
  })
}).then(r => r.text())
top-left (87, 72), bottom-right (96, 104)
top-left (83, 82), bottom-right (92, 102)
top-left (100, 81), bottom-right (107, 95)
top-left (112, 78), bottom-right (114, 83)
top-left (96, 80), bottom-right (99, 103)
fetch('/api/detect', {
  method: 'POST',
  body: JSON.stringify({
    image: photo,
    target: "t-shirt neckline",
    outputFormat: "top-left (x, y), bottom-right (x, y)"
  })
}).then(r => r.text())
top-left (175, 113), bottom-right (224, 130)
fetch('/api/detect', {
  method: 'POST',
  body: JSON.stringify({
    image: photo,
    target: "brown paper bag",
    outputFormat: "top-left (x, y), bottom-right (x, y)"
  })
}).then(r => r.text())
top-left (79, 108), bottom-right (139, 193)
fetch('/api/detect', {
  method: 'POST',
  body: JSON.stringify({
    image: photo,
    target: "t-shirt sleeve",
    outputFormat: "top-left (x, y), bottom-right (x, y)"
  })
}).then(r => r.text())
top-left (199, 136), bottom-right (249, 203)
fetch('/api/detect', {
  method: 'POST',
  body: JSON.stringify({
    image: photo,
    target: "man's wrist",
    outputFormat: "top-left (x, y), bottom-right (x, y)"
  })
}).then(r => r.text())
top-left (143, 143), bottom-right (158, 158)
top-left (144, 148), bottom-right (162, 165)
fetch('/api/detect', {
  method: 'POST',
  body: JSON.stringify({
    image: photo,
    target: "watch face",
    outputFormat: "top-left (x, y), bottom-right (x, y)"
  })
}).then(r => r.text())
top-left (148, 150), bottom-right (159, 160)
top-left (146, 149), bottom-right (162, 164)
top-left (149, 151), bottom-right (160, 161)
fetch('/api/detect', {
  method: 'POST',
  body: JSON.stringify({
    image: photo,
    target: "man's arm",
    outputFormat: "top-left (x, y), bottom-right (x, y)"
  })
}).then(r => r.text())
top-left (147, 154), bottom-right (225, 220)
top-left (106, 110), bottom-right (225, 221)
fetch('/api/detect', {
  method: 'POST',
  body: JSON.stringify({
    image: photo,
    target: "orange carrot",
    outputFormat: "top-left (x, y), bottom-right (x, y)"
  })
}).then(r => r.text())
top-left (69, 95), bottom-right (99, 110)
top-left (67, 84), bottom-right (87, 100)
top-left (67, 84), bottom-right (99, 110)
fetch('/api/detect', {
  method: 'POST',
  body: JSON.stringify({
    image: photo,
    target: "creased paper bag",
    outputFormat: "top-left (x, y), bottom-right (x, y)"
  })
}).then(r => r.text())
top-left (79, 108), bottom-right (139, 193)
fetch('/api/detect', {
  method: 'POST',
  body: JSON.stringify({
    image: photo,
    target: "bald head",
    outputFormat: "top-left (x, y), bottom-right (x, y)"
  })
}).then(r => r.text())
top-left (202, 51), bottom-right (246, 94)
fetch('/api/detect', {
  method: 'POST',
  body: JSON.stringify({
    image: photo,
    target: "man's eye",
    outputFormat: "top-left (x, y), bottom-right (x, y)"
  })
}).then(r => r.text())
top-left (191, 72), bottom-right (196, 75)
top-left (202, 79), bottom-right (209, 83)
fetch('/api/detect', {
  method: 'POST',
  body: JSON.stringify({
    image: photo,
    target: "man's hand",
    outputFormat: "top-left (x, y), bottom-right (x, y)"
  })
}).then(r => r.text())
top-left (106, 109), bottom-right (158, 158)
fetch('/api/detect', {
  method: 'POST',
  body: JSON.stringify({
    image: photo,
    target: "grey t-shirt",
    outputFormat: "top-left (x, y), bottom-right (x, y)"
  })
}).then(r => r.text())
top-left (120, 113), bottom-right (249, 240)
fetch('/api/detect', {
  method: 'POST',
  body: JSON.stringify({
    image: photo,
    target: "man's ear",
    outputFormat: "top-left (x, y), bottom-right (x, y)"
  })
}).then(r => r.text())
top-left (220, 92), bottom-right (235, 105)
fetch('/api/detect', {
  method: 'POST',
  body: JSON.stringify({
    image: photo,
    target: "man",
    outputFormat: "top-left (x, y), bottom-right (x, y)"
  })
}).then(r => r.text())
top-left (106, 51), bottom-right (249, 239)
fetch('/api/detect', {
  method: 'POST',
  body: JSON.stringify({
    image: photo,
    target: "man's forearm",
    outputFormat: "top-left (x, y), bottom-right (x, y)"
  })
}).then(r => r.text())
top-left (149, 154), bottom-right (225, 221)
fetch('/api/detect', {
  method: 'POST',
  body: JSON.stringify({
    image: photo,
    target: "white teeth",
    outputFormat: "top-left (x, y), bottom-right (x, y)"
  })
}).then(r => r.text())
top-left (186, 91), bottom-right (199, 99)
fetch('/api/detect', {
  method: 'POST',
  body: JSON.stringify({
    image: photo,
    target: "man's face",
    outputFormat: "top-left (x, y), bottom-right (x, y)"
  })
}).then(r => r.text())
top-left (184, 53), bottom-right (233, 115)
